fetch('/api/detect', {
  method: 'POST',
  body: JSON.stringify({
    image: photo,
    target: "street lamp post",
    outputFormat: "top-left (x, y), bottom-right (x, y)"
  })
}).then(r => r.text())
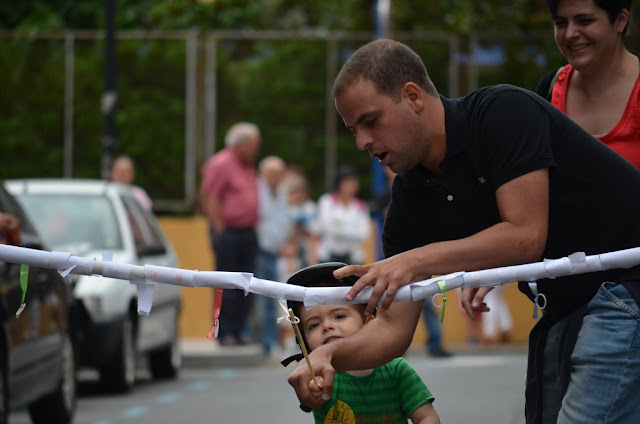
top-left (102, 0), bottom-right (118, 179)
top-left (371, 0), bottom-right (390, 260)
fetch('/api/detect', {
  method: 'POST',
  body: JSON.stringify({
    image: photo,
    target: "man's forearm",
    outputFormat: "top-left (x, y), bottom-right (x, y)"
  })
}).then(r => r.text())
top-left (325, 299), bottom-right (424, 371)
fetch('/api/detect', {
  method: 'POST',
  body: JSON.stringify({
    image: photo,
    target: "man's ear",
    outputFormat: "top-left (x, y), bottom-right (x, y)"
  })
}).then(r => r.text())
top-left (402, 82), bottom-right (424, 112)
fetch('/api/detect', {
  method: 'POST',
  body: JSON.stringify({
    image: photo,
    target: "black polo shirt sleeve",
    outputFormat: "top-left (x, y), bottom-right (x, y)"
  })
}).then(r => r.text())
top-left (382, 87), bottom-right (559, 260)
top-left (470, 87), bottom-right (556, 192)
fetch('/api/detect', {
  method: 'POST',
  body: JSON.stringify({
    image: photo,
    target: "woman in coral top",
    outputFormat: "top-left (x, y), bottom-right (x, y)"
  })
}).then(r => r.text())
top-left (533, 2), bottom-right (640, 422)
top-left (536, 0), bottom-right (640, 169)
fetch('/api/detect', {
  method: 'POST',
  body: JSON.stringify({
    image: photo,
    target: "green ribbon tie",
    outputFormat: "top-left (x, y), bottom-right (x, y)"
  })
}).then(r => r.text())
top-left (16, 264), bottom-right (29, 318)
top-left (437, 280), bottom-right (447, 323)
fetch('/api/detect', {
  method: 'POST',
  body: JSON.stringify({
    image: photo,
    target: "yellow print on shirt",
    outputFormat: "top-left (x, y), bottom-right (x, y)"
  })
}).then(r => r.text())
top-left (325, 399), bottom-right (356, 424)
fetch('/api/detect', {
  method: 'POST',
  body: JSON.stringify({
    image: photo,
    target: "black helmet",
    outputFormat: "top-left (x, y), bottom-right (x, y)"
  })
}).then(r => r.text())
top-left (286, 262), bottom-right (358, 311)
top-left (281, 262), bottom-right (358, 366)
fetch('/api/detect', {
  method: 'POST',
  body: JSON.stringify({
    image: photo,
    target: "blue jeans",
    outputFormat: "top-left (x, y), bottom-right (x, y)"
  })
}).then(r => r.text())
top-left (256, 250), bottom-right (279, 355)
top-left (542, 282), bottom-right (640, 423)
top-left (422, 299), bottom-right (443, 353)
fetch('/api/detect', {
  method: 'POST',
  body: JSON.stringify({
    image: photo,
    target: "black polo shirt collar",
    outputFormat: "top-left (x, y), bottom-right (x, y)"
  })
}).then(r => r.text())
top-left (404, 96), bottom-right (468, 186)
top-left (441, 95), bottom-right (468, 166)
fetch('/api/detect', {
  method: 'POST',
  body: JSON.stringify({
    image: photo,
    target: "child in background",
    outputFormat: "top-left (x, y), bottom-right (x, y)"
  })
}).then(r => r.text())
top-left (279, 237), bottom-right (303, 282)
top-left (272, 238), bottom-right (304, 359)
top-left (283, 166), bottom-right (317, 267)
top-left (285, 263), bottom-right (440, 424)
top-left (482, 285), bottom-right (513, 344)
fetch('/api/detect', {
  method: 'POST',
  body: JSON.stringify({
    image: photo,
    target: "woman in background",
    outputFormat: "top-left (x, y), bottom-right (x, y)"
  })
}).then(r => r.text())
top-left (536, 0), bottom-right (640, 168)
top-left (312, 165), bottom-right (370, 265)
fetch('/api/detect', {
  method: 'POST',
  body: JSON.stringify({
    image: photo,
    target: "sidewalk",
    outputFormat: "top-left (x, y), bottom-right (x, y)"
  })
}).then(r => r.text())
top-left (180, 338), bottom-right (528, 369)
top-left (180, 339), bottom-right (266, 368)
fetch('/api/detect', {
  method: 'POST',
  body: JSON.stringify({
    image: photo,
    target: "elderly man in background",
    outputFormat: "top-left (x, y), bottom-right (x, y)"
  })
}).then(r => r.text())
top-left (255, 155), bottom-right (291, 357)
top-left (201, 122), bottom-right (261, 346)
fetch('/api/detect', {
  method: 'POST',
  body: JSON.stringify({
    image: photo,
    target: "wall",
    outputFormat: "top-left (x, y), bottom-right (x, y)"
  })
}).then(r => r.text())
top-left (158, 216), bottom-right (536, 347)
top-left (158, 216), bottom-right (216, 339)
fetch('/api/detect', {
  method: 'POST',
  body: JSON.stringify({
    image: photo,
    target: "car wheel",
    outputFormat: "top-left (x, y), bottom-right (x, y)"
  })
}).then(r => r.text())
top-left (99, 315), bottom-right (136, 393)
top-left (28, 332), bottom-right (76, 424)
top-left (149, 318), bottom-right (181, 380)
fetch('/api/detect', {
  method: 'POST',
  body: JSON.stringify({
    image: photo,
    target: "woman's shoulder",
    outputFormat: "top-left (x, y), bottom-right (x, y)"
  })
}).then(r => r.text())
top-left (535, 66), bottom-right (565, 100)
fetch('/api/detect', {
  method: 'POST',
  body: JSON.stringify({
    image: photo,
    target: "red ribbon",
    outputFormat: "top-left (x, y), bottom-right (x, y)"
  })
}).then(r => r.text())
top-left (207, 288), bottom-right (223, 339)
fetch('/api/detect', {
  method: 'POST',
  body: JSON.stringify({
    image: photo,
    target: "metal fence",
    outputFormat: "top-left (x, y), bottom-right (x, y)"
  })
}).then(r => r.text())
top-left (0, 29), bottom-right (562, 212)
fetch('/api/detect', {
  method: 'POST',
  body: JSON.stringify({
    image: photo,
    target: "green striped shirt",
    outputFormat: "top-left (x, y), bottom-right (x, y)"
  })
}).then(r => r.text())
top-left (308, 357), bottom-right (435, 424)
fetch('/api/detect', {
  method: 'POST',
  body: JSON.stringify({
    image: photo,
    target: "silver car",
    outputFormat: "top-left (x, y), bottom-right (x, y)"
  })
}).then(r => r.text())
top-left (6, 179), bottom-right (182, 393)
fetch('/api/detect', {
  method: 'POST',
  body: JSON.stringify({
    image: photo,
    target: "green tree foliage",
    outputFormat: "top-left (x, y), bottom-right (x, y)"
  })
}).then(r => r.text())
top-left (2, 0), bottom-right (589, 209)
top-left (1, 38), bottom-right (66, 177)
top-left (393, 0), bottom-right (550, 34)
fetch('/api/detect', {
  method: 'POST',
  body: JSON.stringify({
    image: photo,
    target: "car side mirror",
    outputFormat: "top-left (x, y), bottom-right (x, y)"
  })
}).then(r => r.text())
top-left (137, 244), bottom-right (167, 258)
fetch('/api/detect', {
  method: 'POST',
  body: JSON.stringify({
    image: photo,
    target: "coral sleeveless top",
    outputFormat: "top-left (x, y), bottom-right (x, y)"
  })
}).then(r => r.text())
top-left (551, 64), bottom-right (640, 169)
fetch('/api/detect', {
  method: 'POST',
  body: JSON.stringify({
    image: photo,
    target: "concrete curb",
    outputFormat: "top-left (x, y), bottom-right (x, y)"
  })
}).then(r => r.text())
top-left (180, 339), bottom-right (267, 369)
top-left (180, 338), bottom-right (528, 369)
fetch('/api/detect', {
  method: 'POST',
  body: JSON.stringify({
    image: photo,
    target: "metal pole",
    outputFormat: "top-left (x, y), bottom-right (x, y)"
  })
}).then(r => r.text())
top-left (184, 29), bottom-right (199, 208)
top-left (375, 0), bottom-right (391, 39)
top-left (101, 0), bottom-right (117, 179)
top-left (64, 32), bottom-right (75, 178)
top-left (447, 35), bottom-right (460, 98)
top-left (372, 0), bottom-right (390, 197)
top-left (204, 34), bottom-right (217, 162)
top-left (324, 40), bottom-right (338, 193)
top-left (468, 34), bottom-right (479, 93)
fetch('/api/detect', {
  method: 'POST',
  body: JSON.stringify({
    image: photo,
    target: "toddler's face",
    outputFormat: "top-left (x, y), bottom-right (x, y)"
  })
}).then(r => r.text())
top-left (299, 304), bottom-right (366, 351)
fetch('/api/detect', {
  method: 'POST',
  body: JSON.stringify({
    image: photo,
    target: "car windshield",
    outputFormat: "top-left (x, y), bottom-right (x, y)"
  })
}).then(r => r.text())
top-left (16, 194), bottom-right (123, 254)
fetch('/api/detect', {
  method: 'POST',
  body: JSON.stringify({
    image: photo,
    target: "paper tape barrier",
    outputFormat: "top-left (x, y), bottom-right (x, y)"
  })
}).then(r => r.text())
top-left (1, 244), bottom-right (639, 314)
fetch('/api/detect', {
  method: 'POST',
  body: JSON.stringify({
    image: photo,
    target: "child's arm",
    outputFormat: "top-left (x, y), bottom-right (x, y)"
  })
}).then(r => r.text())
top-left (410, 402), bottom-right (440, 424)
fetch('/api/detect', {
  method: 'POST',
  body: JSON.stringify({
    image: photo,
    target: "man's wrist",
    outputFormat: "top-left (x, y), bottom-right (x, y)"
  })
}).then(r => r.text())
top-left (314, 337), bottom-right (339, 368)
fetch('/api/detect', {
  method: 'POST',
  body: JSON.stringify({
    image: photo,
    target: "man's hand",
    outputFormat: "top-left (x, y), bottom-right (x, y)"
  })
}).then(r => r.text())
top-left (459, 286), bottom-right (492, 319)
top-left (288, 344), bottom-right (335, 408)
top-left (203, 194), bottom-right (225, 236)
top-left (333, 251), bottom-right (423, 316)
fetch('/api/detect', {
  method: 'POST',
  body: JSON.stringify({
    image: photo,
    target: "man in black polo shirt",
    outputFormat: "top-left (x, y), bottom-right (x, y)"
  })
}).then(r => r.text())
top-left (288, 39), bottom-right (640, 423)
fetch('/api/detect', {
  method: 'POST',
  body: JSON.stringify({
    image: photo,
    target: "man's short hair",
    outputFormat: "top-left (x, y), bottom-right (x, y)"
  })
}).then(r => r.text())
top-left (332, 39), bottom-right (438, 102)
top-left (224, 122), bottom-right (260, 147)
top-left (258, 155), bottom-right (285, 175)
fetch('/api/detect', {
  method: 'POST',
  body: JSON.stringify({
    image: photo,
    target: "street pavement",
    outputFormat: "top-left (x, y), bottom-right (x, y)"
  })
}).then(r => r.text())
top-left (180, 339), bottom-right (529, 423)
top-left (10, 341), bottom-right (528, 423)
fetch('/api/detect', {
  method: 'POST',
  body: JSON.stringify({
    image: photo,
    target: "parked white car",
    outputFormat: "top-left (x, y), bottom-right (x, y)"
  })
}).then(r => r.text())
top-left (6, 179), bottom-right (182, 393)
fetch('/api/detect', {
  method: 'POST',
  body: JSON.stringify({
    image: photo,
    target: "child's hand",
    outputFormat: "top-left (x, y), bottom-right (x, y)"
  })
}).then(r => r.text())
top-left (309, 376), bottom-right (325, 404)
top-left (289, 345), bottom-right (335, 408)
